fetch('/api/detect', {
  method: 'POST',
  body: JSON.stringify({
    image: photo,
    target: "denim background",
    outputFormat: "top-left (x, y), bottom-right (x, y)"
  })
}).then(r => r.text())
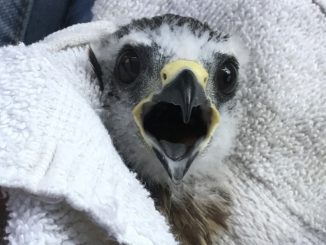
top-left (0, 0), bottom-right (95, 46)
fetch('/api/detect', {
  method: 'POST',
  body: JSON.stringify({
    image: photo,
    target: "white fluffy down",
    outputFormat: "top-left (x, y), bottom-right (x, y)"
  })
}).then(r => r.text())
top-left (93, 23), bottom-right (248, 67)
top-left (91, 18), bottom-right (248, 186)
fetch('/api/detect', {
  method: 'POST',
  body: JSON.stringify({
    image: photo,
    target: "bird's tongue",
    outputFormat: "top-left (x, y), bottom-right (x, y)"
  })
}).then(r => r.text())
top-left (159, 140), bottom-right (188, 161)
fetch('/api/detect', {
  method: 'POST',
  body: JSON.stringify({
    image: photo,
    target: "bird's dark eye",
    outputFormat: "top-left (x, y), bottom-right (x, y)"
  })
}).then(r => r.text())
top-left (215, 59), bottom-right (238, 95)
top-left (114, 48), bottom-right (140, 84)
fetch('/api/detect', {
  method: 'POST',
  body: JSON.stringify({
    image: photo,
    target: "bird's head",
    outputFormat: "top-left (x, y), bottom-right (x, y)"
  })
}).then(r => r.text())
top-left (91, 14), bottom-right (246, 185)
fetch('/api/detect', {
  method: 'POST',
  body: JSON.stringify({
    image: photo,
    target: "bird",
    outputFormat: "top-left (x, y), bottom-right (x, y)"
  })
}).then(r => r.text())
top-left (89, 14), bottom-right (245, 245)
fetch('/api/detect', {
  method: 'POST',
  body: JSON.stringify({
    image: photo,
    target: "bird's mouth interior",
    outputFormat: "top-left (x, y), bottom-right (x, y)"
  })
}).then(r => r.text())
top-left (142, 102), bottom-right (211, 160)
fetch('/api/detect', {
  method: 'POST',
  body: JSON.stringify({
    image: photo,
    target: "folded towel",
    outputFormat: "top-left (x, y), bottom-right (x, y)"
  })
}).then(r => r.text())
top-left (0, 21), bottom-right (176, 245)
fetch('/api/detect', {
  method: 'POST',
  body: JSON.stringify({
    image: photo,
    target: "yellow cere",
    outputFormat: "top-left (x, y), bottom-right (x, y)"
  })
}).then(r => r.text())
top-left (160, 60), bottom-right (209, 88)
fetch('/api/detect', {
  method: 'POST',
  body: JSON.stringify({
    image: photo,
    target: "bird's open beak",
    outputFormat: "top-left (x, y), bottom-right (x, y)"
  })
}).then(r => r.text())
top-left (133, 60), bottom-right (220, 184)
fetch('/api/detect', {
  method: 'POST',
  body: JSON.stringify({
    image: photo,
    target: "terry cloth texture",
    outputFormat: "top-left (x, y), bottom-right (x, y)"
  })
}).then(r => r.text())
top-left (0, 0), bottom-right (325, 244)
top-left (0, 22), bottom-right (176, 245)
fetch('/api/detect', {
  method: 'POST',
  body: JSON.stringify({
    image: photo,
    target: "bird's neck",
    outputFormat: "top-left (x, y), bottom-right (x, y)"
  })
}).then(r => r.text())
top-left (148, 181), bottom-right (231, 245)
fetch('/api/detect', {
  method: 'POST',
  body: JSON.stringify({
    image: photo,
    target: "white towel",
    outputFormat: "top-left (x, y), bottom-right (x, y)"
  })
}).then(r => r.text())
top-left (0, 21), bottom-right (176, 245)
top-left (0, 0), bottom-right (325, 244)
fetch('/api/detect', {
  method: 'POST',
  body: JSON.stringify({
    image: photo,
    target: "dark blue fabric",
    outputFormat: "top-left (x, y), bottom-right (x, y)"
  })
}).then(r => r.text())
top-left (0, 0), bottom-right (95, 46)
top-left (23, 0), bottom-right (71, 44)
top-left (64, 0), bottom-right (95, 26)
top-left (0, 0), bottom-right (33, 46)
top-left (24, 0), bottom-right (95, 44)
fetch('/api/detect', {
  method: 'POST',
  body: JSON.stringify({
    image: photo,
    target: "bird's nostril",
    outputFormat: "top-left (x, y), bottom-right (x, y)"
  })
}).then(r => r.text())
top-left (163, 73), bottom-right (167, 80)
